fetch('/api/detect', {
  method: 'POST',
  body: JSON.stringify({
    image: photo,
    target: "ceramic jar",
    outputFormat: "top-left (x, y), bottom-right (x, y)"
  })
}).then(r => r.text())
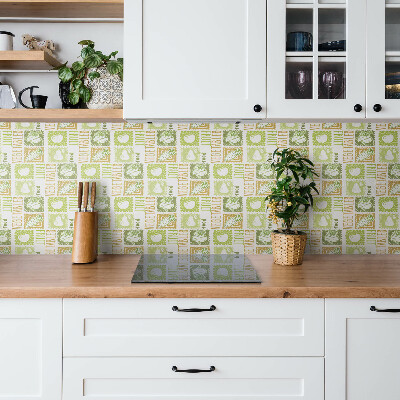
top-left (84, 66), bottom-right (123, 109)
top-left (0, 31), bottom-right (14, 51)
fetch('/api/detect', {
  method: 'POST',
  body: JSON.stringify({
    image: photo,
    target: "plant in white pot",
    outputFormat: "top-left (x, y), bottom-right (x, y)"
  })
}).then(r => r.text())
top-left (56, 40), bottom-right (123, 109)
top-left (266, 148), bottom-right (319, 266)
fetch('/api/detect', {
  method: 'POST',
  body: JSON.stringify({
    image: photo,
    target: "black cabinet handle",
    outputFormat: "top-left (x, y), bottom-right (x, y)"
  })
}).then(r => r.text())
top-left (172, 366), bottom-right (215, 373)
top-left (254, 104), bottom-right (262, 113)
top-left (354, 104), bottom-right (362, 112)
top-left (373, 104), bottom-right (382, 112)
top-left (370, 306), bottom-right (400, 313)
top-left (172, 305), bottom-right (216, 312)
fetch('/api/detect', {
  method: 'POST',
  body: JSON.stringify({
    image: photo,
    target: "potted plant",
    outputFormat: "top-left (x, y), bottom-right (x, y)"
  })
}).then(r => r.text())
top-left (265, 148), bottom-right (319, 266)
top-left (56, 40), bottom-right (123, 109)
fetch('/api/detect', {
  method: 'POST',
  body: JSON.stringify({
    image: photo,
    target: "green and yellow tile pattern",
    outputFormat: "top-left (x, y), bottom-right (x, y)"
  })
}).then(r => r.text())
top-left (0, 121), bottom-right (399, 255)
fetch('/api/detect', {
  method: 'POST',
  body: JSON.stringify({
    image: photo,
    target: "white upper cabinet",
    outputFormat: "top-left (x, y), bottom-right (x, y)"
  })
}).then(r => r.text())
top-left (0, 299), bottom-right (62, 400)
top-left (124, 0), bottom-right (266, 120)
top-left (366, 0), bottom-right (400, 118)
top-left (267, 0), bottom-right (366, 119)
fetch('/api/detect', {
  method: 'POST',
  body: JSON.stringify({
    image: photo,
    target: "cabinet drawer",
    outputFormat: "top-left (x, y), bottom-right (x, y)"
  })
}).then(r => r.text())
top-left (63, 357), bottom-right (324, 400)
top-left (64, 299), bottom-right (324, 356)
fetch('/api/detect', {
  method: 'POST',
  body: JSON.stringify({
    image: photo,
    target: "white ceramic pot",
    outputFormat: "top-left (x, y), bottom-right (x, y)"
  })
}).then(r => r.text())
top-left (0, 31), bottom-right (14, 51)
top-left (84, 66), bottom-right (123, 109)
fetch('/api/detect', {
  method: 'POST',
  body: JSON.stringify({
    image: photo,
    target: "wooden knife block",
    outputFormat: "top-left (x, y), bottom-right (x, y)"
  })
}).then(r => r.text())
top-left (72, 212), bottom-right (98, 264)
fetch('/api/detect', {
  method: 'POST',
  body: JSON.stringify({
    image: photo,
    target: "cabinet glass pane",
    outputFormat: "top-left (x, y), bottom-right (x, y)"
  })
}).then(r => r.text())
top-left (286, 8), bottom-right (313, 51)
top-left (386, 3), bottom-right (400, 99)
top-left (319, 60), bottom-right (346, 99)
top-left (386, 7), bottom-right (400, 51)
top-left (318, 8), bottom-right (346, 51)
top-left (286, 61), bottom-right (313, 99)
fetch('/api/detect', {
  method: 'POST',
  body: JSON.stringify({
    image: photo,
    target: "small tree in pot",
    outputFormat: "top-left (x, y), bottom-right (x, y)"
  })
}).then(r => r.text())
top-left (265, 148), bottom-right (319, 265)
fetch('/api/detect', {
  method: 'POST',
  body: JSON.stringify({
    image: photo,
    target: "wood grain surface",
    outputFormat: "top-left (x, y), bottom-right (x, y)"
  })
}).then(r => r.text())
top-left (0, 255), bottom-right (399, 298)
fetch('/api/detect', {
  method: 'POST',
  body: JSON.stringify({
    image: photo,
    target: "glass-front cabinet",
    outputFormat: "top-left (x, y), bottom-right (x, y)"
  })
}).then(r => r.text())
top-left (367, 0), bottom-right (400, 118)
top-left (267, 0), bottom-right (366, 119)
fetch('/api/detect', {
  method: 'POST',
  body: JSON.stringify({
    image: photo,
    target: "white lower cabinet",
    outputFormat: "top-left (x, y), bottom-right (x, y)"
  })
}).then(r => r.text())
top-left (63, 357), bottom-right (324, 400)
top-left (0, 299), bottom-right (62, 400)
top-left (326, 299), bottom-right (400, 400)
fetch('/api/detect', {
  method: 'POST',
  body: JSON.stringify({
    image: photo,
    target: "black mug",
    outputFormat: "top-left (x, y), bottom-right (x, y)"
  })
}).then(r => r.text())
top-left (287, 31), bottom-right (313, 51)
top-left (18, 86), bottom-right (47, 109)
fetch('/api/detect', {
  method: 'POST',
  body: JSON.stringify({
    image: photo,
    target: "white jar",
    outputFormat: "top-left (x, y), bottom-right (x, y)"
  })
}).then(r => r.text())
top-left (0, 32), bottom-right (14, 51)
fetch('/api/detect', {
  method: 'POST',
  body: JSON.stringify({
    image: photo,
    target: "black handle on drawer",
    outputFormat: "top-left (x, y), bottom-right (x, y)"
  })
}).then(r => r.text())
top-left (172, 305), bottom-right (216, 312)
top-left (172, 366), bottom-right (216, 373)
top-left (370, 306), bottom-right (400, 313)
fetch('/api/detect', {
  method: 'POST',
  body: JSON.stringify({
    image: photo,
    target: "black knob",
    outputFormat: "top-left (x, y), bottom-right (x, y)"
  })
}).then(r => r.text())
top-left (254, 104), bottom-right (262, 113)
top-left (373, 104), bottom-right (382, 112)
top-left (354, 104), bottom-right (362, 112)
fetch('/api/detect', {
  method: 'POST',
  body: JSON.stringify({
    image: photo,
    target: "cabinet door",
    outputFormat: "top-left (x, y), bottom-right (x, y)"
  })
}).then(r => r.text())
top-left (64, 357), bottom-right (324, 400)
top-left (326, 299), bottom-right (400, 400)
top-left (124, 0), bottom-right (266, 120)
top-left (0, 299), bottom-right (62, 400)
top-left (366, 0), bottom-right (400, 118)
top-left (267, 0), bottom-right (366, 119)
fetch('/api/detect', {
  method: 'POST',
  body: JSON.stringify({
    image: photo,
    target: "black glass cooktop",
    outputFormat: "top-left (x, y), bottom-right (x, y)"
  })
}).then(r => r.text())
top-left (131, 254), bottom-right (261, 283)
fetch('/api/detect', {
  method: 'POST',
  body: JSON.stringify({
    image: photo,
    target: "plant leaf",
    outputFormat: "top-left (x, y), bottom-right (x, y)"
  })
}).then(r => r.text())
top-left (72, 61), bottom-right (84, 71)
top-left (58, 66), bottom-right (73, 83)
top-left (106, 60), bottom-right (123, 74)
top-left (78, 85), bottom-right (91, 103)
top-left (84, 53), bottom-right (103, 68)
top-left (68, 91), bottom-right (80, 105)
top-left (109, 51), bottom-right (118, 59)
top-left (88, 71), bottom-right (100, 80)
top-left (78, 40), bottom-right (95, 47)
top-left (70, 79), bottom-right (83, 90)
top-left (81, 46), bottom-right (95, 59)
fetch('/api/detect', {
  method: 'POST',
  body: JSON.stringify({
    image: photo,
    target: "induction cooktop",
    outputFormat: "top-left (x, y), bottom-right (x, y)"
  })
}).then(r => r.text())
top-left (131, 254), bottom-right (261, 283)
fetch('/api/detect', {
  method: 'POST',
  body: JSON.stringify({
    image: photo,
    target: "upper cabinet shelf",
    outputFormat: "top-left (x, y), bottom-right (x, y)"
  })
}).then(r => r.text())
top-left (0, 51), bottom-right (62, 70)
top-left (0, 0), bottom-right (123, 19)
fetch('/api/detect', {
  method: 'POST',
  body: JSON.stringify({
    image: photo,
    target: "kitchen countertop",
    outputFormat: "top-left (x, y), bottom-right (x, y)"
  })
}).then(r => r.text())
top-left (0, 254), bottom-right (400, 298)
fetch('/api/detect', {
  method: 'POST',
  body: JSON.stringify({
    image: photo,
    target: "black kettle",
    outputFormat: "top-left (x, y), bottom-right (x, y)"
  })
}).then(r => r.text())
top-left (18, 86), bottom-right (47, 109)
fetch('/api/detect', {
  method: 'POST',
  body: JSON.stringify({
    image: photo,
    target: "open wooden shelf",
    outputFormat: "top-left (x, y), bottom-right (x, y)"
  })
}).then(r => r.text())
top-left (0, 109), bottom-right (124, 122)
top-left (0, 0), bottom-right (123, 19)
top-left (0, 51), bottom-right (62, 70)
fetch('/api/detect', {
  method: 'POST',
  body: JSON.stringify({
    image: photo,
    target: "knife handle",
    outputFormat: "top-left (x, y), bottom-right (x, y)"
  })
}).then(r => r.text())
top-left (91, 182), bottom-right (96, 211)
top-left (77, 182), bottom-right (83, 211)
top-left (83, 182), bottom-right (89, 211)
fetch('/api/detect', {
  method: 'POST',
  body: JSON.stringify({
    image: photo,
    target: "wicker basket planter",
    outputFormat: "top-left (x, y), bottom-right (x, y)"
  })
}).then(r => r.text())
top-left (271, 231), bottom-right (307, 266)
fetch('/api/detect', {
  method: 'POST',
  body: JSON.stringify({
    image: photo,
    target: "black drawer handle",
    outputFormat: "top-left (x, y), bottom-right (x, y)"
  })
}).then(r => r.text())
top-left (172, 366), bottom-right (215, 373)
top-left (172, 305), bottom-right (216, 312)
top-left (370, 306), bottom-right (400, 313)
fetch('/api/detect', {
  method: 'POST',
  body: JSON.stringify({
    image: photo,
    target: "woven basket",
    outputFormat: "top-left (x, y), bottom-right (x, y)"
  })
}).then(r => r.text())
top-left (271, 231), bottom-right (307, 266)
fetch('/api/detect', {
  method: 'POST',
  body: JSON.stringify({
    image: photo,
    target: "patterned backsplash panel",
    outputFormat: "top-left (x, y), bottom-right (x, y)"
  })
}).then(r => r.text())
top-left (0, 121), bottom-right (399, 255)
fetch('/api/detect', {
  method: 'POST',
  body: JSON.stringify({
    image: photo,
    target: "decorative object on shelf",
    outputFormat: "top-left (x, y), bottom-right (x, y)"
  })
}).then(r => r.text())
top-left (72, 181), bottom-right (98, 264)
top-left (287, 31), bottom-right (312, 51)
top-left (319, 71), bottom-right (345, 99)
top-left (318, 40), bottom-right (346, 52)
top-left (287, 70), bottom-right (313, 99)
top-left (0, 83), bottom-right (16, 108)
top-left (22, 34), bottom-right (56, 57)
top-left (266, 148), bottom-right (318, 266)
top-left (0, 31), bottom-right (14, 51)
top-left (59, 81), bottom-right (82, 109)
top-left (56, 40), bottom-right (123, 109)
top-left (18, 85), bottom-right (47, 109)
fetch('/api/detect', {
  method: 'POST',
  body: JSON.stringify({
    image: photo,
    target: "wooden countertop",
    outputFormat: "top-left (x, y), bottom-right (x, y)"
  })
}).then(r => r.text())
top-left (0, 254), bottom-right (400, 298)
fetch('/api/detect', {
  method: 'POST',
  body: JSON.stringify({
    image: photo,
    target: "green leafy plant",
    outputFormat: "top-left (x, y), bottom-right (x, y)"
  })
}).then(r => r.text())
top-left (56, 40), bottom-right (123, 105)
top-left (266, 148), bottom-right (319, 234)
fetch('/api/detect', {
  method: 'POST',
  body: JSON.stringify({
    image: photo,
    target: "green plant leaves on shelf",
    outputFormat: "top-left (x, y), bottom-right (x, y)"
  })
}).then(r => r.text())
top-left (109, 50), bottom-right (118, 59)
top-left (68, 91), bottom-right (80, 105)
top-left (106, 60), bottom-right (123, 75)
top-left (78, 85), bottom-right (91, 103)
top-left (70, 79), bottom-right (83, 90)
top-left (81, 46), bottom-right (95, 59)
top-left (88, 71), bottom-right (100, 80)
top-left (78, 39), bottom-right (95, 47)
top-left (84, 53), bottom-right (103, 68)
top-left (72, 61), bottom-right (84, 72)
top-left (58, 66), bottom-right (74, 83)
top-left (73, 69), bottom-right (85, 80)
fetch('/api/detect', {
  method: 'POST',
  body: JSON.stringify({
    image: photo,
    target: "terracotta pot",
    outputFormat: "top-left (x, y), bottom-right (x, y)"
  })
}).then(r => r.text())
top-left (84, 66), bottom-right (123, 109)
top-left (271, 231), bottom-right (307, 266)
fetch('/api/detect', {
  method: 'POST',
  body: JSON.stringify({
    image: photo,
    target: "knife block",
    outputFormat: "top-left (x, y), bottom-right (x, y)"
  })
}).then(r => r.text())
top-left (72, 212), bottom-right (98, 264)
